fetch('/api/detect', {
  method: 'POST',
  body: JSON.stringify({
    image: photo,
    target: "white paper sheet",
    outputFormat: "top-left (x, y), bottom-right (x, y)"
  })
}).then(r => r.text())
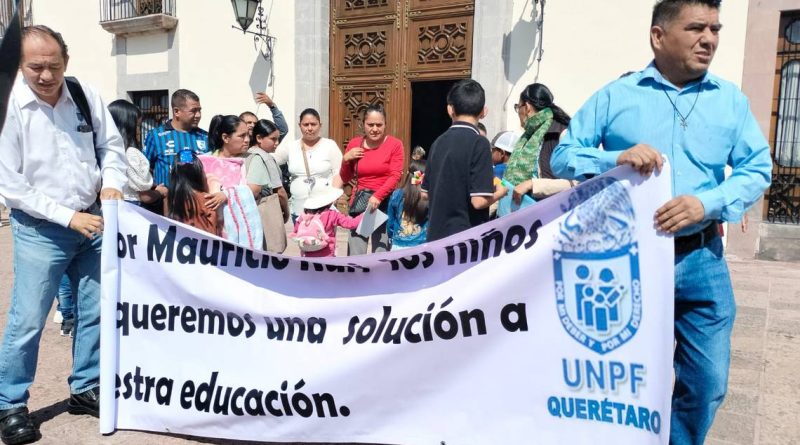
top-left (355, 208), bottom-right (388, 236)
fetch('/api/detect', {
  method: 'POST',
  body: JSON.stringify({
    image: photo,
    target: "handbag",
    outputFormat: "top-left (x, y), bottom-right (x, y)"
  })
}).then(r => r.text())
top-left (348, 140), bottom-right (374, 216)
top-left (349, 188), bottom-right (374, 216)
top-left (256, 193), bottom-right (287, 253)
top-left (246, 153), bottom-right (288, 253)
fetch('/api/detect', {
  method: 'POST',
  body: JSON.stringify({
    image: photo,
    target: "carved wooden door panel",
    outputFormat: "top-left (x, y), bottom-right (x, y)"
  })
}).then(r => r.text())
top-left (331, 1), bottom-right (401, 151)
top-left (330, 0), bottom-right (474, 155)
top-left (405, 0), bottom-right (474, 80)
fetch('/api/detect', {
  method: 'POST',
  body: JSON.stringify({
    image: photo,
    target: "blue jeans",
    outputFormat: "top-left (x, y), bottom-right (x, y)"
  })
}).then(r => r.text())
top-left (56, 274), bottom-right (74, 320)
top-left (670, 236), bottom-right (735, 445)
top-left (0, 209), bottom-right (102, 408)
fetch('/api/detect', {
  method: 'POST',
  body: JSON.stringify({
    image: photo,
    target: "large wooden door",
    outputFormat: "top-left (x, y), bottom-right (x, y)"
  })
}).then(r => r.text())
top-left (329, 0), bottom-right (475, 155)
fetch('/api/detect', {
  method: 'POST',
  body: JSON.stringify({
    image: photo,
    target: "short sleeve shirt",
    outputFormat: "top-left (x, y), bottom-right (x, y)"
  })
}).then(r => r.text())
top-left (422, 121), bottom-right (494, 242)
top-left (245, 154), bottom-right (271, 187)
top-left (247, 147), bottom-right (283, 191)
top-left (144, 122), bottom-right (209, 186)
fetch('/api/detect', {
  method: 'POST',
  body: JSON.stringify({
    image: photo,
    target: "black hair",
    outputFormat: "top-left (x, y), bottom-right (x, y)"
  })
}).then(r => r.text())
top-left (401, 160), bottom-right (428, 226)
top-left (108, 99), bottom-right (143, 149)
top-left (252, 119), bottom-right (280, 149)
top-left (208, 114), bottom-right (243, 151)
top-left (171, 89), bottom-right (200, 110)
top-left (167, 154), bottom-right (209, 223)
top-left (477, 122), bottom-right (487, 134)
top-left (652, 0), bottom-right (721, 27)
top-left (520, 83), bottom-right (571, 126)
top-left (239, 111), bottom-right (257, 121)
top-left (363, 104), bottom-right (386, 121)
top-left (299, 108), bottom-right (321, 122)
top-left (21, 25), bottom-right (68, 60)
top-left (446, 79), bottom-right (485, 117)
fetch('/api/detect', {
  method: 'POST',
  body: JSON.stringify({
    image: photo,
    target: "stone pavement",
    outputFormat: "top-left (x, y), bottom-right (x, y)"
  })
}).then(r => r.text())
top-left (0, 215), bottom-right (797, 444)
top-left (706, 258), bottom-right (800, 445)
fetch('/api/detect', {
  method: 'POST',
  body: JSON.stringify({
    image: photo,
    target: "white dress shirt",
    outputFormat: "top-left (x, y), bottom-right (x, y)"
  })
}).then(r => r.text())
top-left (0, 77), bottom-right (128, 227)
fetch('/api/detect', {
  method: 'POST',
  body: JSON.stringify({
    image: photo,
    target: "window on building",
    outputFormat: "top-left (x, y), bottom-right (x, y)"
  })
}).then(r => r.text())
top-left (100, 0), bottom-right (175, 22)
top-left (130, 90), bottom-right (169, 143)
top-left (767, 12), bottom-right (800, 224)
top-left (787, 19), bottom-right (800, 44)
top-left (775, 59), bottom-right (800, 167)
top-left (0, 0), bottom-right (33, 40)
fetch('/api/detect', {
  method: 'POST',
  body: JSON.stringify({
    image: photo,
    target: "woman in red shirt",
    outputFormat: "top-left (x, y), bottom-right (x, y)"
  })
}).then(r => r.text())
top-left (336, 105), bottom-right (404, 255)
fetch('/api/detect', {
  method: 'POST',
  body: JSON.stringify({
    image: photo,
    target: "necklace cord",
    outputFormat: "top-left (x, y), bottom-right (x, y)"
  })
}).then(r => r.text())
top-left (661, 82), bottom-right (701, 128)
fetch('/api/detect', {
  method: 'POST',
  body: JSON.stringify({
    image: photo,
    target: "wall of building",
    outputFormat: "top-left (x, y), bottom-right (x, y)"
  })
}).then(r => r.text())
top-left (472, 0), bottom-right (514, 139)
top-left (114, 25), bottom-right (180, 102)
top-left (293, 1), bottom-right (328, 140)
top-left (174, 0), bottom-right (297, 139)
top-left (32, 0), bottom-right (118, 103)
top-left (29, 0), bottom-right (298, 140)
top-left (498, 0), bottom-right (748, 134)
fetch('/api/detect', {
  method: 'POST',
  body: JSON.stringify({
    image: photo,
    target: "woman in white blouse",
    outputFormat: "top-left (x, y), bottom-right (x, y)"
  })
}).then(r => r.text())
top-left (108, 100), bottom-right (165, 205)
top-left (272, 108), bottom-right (342, 219)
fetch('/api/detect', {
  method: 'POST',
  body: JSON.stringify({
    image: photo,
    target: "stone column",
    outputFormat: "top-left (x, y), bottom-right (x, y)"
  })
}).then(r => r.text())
top-left (471, 0), bottom-right (514, 137)
top-left (294, 1), bottom-right (330, 135)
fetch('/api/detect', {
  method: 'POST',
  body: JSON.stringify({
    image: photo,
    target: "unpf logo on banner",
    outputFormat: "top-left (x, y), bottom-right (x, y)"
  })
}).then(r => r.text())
top-left (553, 178), bottom-right (642, 355)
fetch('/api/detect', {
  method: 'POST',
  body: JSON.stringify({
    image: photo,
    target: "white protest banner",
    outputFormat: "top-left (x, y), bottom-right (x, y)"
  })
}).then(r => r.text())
top-left (100, 164), bottom-right (675, 444)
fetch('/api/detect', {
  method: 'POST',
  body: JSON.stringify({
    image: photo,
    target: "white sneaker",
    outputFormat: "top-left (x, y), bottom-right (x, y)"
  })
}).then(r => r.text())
top-left (53, 311), bottom-right (63, 323)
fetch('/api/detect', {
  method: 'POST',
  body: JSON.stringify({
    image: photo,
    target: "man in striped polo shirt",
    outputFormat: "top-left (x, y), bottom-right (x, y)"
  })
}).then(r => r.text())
top-left (144, 89), bottom-right (209, 186)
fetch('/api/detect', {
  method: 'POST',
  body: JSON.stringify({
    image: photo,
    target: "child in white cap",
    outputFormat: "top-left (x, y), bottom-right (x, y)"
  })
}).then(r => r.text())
top-left (490, 131), bottom-right (519, 180)
top-left (289, 185), bottom-right (364, 257)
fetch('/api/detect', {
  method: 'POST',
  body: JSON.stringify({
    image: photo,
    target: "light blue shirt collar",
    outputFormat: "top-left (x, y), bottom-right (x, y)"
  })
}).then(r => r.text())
top-left (638, 60), bottom-right (721, 92)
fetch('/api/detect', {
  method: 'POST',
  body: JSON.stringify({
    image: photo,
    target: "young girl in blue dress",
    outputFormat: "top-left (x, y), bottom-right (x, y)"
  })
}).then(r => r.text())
top-left (386, 160), bottom-right (428, 250)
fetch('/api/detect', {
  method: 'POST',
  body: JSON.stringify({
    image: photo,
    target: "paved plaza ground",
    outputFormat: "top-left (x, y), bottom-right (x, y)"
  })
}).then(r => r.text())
top-left (0, 213), bottom-right (797, 444)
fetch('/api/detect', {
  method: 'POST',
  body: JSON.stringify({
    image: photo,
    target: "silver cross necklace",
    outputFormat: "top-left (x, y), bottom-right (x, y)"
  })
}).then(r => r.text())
top-left (661, 83), bottom-right (701, 130)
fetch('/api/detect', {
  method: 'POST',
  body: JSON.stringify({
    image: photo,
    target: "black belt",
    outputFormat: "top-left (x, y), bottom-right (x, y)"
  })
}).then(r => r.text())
top-left (674, 223), bottom-right (719, 255)
top-left (80, 201), bottom-right (101, 214)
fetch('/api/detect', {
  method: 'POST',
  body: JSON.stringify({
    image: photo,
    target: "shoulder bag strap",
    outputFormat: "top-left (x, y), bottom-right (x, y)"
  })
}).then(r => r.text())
top-left (300, 142), bottom-right (312, 178)
top-left (65, 77), bottom-right (95, 144)
top-left (352, 137), bottom-right (368, 189)
top-left (248, 150), bottom-right (274, 197)
top-left (65, 77), bottom-right (101, 170)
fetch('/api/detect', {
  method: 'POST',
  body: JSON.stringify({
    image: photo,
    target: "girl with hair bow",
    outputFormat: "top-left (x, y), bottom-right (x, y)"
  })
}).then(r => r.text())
top-left (386, 161), bottom-right (429, 250)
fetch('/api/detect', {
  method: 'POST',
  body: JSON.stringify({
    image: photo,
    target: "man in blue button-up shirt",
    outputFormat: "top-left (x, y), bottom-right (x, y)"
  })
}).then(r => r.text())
top-left (551, 1), bottom-right (771, 443)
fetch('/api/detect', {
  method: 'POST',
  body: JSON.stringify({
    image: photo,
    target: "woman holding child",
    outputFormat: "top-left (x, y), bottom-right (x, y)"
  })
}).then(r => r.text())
top-left (204, 114), bottom-right (265, 249)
